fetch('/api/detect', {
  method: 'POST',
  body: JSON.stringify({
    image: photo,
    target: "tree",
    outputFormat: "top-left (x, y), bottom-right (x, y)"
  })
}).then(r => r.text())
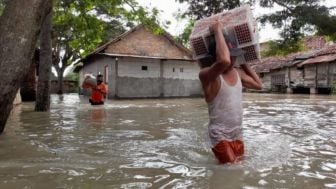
top-left (175, 19), bottom-right (194, 47)
top-left (261, 40), bottom-right (305, 57)
top-left (52, 0), bottom-right (162, 94)
top-left (177, 0), bottom-right (242, 20)
top-left (0, 0), bottom-right (52, 133)
top-left (20, 51), bottom-right (39, 102)
top-left (259, 1), bottom-right (336, 45)
top-left (0, 0), bottom-right (6, 15)
top-left (176, 0), bottom-right (336, 55)
top-left (35, 0), bottom-right (53, 111)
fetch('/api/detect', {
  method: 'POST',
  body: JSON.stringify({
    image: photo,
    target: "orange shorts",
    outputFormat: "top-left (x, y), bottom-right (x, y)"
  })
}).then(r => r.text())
top-left (211, 140), bottom-right (244, 164)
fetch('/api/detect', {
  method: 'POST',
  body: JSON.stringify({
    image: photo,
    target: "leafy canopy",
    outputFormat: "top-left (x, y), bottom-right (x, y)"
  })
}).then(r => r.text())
top-left (53, 0), bottom-right (162, 60)
top-left (0, 0), bottom-right (8, 15)
top-left (51, 0), bottom-right (164, 93)
top-left (176, 0), bottom-right (336, 56)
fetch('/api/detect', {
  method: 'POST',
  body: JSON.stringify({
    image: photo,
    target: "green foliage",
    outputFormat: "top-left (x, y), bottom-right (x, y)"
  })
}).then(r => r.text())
top-left (53, 0), bottom-right (128, 59)
top-left (54, 2), bottom-right (104, 57)
top-left (67, 72), bottom-right (79, 82)
top-left (259, 1), bottom-right (336, 42)
top-left (177, 0), bottom-right (245, 20)
top-left (332, 81), bottom-right (336, 95)
top-left (52, 0), bottom-right (161, 72)
top-left (50, 0), bottom-right (162, 93)
top-left (177, 0), bottom-right (336, 53)
top-left (262, 39), bottom-right (305, 57)
top-left (0, 0), bottom-right (7, 15)
top-left (325, 35), bottom-right (336, 43)
top-left (175, 20), bottom-right (195, 47)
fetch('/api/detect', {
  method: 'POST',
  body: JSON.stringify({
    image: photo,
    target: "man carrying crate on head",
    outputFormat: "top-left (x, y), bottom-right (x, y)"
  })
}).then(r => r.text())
top-left (192, 5), bottom-right (263, 164)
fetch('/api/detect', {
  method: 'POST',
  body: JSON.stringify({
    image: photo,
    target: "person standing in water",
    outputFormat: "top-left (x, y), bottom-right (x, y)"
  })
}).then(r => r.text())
top-left (198, 21), bottom-right (262, 164)
top-left (83, 74), bottom-right (108, 105)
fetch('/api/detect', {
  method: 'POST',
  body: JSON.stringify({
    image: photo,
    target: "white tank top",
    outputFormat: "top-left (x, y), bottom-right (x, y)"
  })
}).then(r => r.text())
top-left (207, 70), bottom-right (243, 147)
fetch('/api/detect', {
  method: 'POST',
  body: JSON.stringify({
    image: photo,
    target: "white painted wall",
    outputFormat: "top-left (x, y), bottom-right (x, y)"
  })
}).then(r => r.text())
top-left (163, 60), bottom-right (199, 80)
top-left (79, 57), bottom-right (115, 97)
top-left (80, 57), bottom-right (200, 82)
top-left (79, 57), bottom-right (112, 85)
top-left (118, 57), bottom-right (160, 78)
top-left (79, 56), bottom-right (202, 98)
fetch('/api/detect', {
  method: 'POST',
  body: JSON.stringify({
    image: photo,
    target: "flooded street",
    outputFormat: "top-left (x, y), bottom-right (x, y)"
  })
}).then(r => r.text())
top-left (1, 93), bottom-right (336, 188)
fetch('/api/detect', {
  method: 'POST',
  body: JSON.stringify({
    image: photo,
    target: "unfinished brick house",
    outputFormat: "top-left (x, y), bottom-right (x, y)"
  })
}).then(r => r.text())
top-left (75, 25), bottom-right (202, 99)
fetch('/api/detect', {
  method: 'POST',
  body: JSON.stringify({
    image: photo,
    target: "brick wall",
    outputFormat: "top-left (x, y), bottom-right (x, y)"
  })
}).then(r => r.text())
top-left (105, 27), bottom-right (189, 60)
top-left (304, 36), bottom-right (326, 50)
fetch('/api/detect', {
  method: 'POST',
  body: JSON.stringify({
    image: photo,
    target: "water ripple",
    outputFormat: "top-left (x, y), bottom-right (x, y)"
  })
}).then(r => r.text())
top-left (1, 93), bottom-right (336, 188)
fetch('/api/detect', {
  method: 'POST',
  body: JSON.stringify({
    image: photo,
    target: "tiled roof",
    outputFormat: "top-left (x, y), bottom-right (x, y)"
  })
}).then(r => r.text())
top-left (255, 43), bottom-right (336, 73)
top-left (297, 54), bottom-right (336, 67)
top-left (312, 44), bottom-right (336, 57)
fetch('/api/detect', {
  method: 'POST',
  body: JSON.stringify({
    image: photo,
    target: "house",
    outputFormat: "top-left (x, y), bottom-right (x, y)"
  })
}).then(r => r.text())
top-left (255, 42), bottom-right (336, 94)
top-left (255, 56), bottom-right (291, 92)
top-left (296, 45), bottom-right (336, 94)
top-left (74, 25), bottom-right (202, 99)
top-left (255, 53), bottom-right (306, 93)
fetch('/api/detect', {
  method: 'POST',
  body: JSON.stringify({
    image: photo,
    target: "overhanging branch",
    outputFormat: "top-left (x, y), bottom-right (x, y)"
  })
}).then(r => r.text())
top-left (272, 0), bottom-right (295, 12)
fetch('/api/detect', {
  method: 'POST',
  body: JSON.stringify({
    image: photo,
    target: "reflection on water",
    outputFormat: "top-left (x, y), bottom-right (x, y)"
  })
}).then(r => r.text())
top-left (0, 93), bottom-right (336, 188)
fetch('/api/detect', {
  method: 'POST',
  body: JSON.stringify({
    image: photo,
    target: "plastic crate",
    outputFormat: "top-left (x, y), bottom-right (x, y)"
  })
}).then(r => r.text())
top-left (190, 5), bottom-right (260, 66)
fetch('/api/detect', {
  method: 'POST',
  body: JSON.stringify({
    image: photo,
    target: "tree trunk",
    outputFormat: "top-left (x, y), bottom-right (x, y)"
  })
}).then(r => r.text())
top-left (0, 0), bottom-right (52, 133)
top-left (35, 2), bottom-right (52, 112)
top-left (20, 50), bottom-right (39, 101)
top-left (55, 61), bottom-right (66, 95)
top-left (57, 73), bottom-right (64, 94)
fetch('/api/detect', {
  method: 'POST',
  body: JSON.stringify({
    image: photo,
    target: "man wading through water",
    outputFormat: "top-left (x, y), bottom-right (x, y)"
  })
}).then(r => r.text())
top-left (83, 74), bottom-right (108, 105)
top-left (198, 21), bottom-right (262, 164)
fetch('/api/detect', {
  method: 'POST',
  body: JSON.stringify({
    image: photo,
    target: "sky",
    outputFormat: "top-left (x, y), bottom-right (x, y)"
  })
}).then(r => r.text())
top-left (62, 0), bottom-right (335, 77)
top-left (136, 0), bottom-right (335, 43)
top-left (136, 0), bottom-right (281, 42)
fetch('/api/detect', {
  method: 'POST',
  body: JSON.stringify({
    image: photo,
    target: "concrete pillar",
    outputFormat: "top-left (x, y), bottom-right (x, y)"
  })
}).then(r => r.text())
top-left (115, 57), bottom-right (119, 98)
top-left (160, 60), bottom-right (164, 97)
top-left (310, 87), bottom-right (317, 94)
top-left (286, 87), bottom-right (293, 94)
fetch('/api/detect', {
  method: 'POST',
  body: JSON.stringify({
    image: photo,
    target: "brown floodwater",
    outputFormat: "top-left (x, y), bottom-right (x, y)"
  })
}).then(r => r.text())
top-left (1, 93), bottom-right (335, 188)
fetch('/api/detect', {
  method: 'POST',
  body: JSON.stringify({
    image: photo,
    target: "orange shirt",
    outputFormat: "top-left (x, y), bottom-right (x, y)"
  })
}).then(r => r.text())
top-left (91, 83), bottom-right (108, 103)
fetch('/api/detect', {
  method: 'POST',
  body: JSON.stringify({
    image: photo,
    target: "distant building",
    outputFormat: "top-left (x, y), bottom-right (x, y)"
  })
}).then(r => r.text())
top-left (75, 25), bottom-right (202, 99)
top-left (255, 42), bottom-right (336, 94)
